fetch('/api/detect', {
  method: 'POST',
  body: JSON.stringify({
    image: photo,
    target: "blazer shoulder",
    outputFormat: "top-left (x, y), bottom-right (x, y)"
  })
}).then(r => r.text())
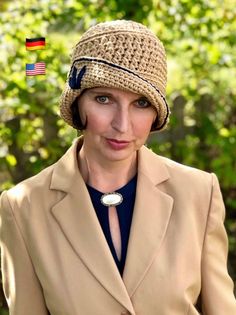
top-left (0, 139), bottom-right (79, 213)
top-left (140, 145), bottom-right (214, 187)
top-left (158, 155), bottom-right (219, 201)
top-left (1, 163), bottom-right (56, 210)
top-left (157, 154), bottom-right (212, 180)
top-left (140, 146), bottom-right (216, 202)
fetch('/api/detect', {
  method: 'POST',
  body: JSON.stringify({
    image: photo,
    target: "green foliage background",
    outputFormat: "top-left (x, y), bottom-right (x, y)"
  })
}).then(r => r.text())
top-left (0, 0), bottom-right (235, 312)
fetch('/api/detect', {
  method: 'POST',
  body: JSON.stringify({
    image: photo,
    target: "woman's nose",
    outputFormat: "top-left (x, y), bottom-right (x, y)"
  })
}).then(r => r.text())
top-left (111, 108), bottom-right (131, 133)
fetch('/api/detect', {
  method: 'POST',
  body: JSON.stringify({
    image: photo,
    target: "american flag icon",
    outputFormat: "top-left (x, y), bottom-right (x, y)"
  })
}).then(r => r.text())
top-left (26, 62), bottom-right (46, 76)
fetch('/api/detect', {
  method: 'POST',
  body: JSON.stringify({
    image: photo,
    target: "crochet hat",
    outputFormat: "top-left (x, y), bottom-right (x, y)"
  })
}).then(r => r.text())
top-left (60, 20), bottom-right (170, 131)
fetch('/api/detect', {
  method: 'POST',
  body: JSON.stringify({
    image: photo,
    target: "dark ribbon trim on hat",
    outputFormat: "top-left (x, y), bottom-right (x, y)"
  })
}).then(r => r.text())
top-left (69, 65), bottom-right (86, 89)
top-left (71, 57), bottom-right (169, 130)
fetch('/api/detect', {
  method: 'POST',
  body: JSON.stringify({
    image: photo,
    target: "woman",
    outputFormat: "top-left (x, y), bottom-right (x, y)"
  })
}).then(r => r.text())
top-left (0, 20), bottom-right (236, 315)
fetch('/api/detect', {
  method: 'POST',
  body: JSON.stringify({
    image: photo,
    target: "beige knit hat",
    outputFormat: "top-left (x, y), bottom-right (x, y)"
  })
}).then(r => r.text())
top-left (60, 20), bottom-right (170, 131)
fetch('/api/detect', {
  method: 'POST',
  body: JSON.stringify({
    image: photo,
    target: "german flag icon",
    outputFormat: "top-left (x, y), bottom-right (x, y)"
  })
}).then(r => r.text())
top-left (25, 37), bottom-right (46, 50)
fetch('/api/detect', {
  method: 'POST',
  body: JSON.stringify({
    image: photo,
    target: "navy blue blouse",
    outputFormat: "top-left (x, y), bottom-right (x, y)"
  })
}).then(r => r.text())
top-left (86, 175), bottom-right (137, 275)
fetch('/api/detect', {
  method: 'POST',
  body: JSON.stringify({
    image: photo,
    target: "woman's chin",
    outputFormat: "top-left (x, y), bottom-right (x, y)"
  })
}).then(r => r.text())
top-left (102, 146), bottom-right (136, 163)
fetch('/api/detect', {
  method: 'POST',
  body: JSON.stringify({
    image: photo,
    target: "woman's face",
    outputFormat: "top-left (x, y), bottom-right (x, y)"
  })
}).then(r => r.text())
top-left (78, 87), bottom-right (157, 163)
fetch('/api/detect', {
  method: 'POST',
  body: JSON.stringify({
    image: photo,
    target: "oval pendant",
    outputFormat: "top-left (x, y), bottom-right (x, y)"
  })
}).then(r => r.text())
top-left (100, 192), bottom-right (123, 207)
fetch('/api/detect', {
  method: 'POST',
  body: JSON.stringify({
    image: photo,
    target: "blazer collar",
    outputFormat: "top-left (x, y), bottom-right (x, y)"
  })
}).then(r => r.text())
top-left (50, 137), bottom-right (170, 191)
top-left (50, 137), bottom-right (173, 313)
top-left (138, 142), bottom-right (170, 186)
top-left (122, 144), bottom-right (173, 296)
top-left (50, 137), bottom-right (83, 192)
top-left (50, 137), bottom-right (135, 313)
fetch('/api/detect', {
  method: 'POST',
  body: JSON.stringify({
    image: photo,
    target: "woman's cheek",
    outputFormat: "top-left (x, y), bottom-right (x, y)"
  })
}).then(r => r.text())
top-left (86, 113), bottom-right (108, 133)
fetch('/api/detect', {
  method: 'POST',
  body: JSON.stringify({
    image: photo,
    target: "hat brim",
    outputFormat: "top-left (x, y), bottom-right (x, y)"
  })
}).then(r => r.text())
top-left (60, 59), bottom-right (169, 131)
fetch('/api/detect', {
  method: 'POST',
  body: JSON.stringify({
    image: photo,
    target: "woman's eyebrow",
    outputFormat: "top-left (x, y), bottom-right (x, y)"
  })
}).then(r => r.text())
top-left (88, 90), bottom-right (114, 96)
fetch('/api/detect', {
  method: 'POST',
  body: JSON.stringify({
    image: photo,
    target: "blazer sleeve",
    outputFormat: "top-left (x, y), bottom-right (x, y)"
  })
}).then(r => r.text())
top-left (0, 191), bottom-right (49, 315)
top-left (201, 173), bottom-right (236, 314)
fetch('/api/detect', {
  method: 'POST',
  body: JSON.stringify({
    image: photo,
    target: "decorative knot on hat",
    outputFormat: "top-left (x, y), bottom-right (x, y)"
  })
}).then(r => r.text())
top-left (69, 65), bottom-right (86, 90)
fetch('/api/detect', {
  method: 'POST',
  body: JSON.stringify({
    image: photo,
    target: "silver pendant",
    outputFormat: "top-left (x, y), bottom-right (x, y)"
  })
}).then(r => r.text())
top-left (100, 192), bottom-right (123, 207)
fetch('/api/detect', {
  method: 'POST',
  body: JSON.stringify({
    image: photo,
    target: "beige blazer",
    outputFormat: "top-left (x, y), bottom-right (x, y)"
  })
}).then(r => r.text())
top-left (0, 137), bottom-right (236, 315)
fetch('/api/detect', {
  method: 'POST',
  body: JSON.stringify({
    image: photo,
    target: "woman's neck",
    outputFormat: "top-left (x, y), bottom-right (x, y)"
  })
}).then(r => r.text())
top-left (78, 147), bottom-right (137, 193)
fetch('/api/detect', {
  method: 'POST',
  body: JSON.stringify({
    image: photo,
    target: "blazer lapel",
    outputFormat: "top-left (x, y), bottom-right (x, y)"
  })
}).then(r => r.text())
top-left (122, 145), bottom-right (174, 297)
top-left (50, 138), bottom-right (135, 314)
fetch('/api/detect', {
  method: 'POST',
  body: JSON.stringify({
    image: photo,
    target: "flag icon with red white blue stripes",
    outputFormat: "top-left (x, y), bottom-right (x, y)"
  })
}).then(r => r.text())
top-left (26, 62), bottom-right (46, 76)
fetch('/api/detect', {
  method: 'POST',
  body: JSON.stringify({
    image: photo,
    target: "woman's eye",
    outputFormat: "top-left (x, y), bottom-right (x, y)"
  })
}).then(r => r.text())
top-left (136, 98), bottom-right (151, 108)
top-left (96, 96), bottom-right (109, 104)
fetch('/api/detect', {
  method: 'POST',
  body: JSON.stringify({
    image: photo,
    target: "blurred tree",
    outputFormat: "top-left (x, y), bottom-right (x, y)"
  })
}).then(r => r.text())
top-left (0, 0), bottom-right (235, 313)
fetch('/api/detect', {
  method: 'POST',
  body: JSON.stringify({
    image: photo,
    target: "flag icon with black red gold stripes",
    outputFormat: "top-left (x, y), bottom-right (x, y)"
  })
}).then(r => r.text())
top-left (25, 37), bottom-right (46, 50)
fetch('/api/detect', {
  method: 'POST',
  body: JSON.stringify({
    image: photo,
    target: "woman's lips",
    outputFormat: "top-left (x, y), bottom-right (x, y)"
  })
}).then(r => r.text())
top-left (106, 138), bottom-right (130, 150)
